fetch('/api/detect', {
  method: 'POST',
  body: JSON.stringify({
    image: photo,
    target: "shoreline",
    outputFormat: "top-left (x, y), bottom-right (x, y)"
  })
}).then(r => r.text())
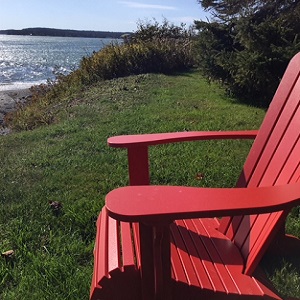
top-left (0, 88), bottom-right (32, 135)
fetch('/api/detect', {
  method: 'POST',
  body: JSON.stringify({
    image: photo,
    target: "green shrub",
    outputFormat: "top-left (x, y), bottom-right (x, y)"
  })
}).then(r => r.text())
top-left (195, 1), bottom-right (300, 106)
top-left (79, 39), bottom-right (194, 83)
top-left (79, 20), bottom-right (195, 84)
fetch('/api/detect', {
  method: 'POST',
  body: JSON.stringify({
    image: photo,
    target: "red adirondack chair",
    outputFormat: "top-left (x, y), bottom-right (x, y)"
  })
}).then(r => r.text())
top-left (90, 52), bottom-right (300, 300)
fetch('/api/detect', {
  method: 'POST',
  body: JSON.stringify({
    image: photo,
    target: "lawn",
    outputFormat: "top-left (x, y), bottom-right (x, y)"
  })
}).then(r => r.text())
top-left (1, 70), bottom-right (299, 299)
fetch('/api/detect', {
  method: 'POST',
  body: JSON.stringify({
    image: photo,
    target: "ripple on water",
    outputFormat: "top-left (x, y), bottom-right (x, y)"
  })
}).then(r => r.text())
top-left (0, 35), bottom-right (117, 87)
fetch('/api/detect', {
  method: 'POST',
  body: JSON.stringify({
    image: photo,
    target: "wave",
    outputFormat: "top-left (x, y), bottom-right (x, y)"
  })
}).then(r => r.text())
top-left (0, 80), bottom-right (46, 91)
top-left (0, 35), bottom-right (115, 89)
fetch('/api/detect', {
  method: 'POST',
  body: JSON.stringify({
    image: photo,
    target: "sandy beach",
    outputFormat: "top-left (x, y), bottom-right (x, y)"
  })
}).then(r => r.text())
top-left (0, 88), bottom-right (32, 135)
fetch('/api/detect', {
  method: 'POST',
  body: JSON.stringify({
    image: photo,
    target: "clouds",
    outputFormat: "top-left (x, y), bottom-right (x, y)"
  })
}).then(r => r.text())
top-left (172, 16), bottom-right (197, 24)
top-left (119, 1), bottom-right (177, 11)
top-left (116, 1), bottom-right (203, 30)
top-left (0, 0), bottom-right (206, 33)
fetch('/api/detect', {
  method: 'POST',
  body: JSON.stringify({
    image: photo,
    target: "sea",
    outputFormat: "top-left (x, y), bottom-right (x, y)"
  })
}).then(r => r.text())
top-left (0, 35), bottom-right (119, 91)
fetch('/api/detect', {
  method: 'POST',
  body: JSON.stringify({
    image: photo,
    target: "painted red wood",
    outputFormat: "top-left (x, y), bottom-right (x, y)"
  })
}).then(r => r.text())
top-left (105, 184), bottom-right (300, 222)
top-left (90, 213), bottom-right (103, 299)
top-left (184, 219), bottom-right (239, 294)
top-left (132, 222), bottom-right (141, 266)
top-left (233, 80), bottom-right (300, 274)
top-left (219, 53), bottom-right (300, 275)
top-left (170, 218), bottom-right (281, 299)
top-left (90, 208), bottom-right (142, 300)
top-left (128, 146), bottom-right (150, 185)
top-left (120, 221), bottom-right (135, 266)
top-left (235, 53), bottom-right (300, 188)
top-left (107, 214), bottom-right (119, 272)
top-left (139, 223), bottom-right (155, 300)
top-left (225, 54), bottom-right (300, 248)
top-left (91, 53), bottom-right (300, 300)
top-left (174, 220), bottom-right (214, 290)
top-left (97, 209), bottom-right (108, 283)
top-left (108, 130), bottom-right (258, 148)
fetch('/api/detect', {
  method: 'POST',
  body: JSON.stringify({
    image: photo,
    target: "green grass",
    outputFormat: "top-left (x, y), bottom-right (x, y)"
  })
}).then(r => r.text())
top-left (0, 70), bottom-right (299, 299)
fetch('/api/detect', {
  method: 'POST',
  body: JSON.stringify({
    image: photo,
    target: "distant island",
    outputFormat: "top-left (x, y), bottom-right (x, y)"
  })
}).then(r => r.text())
top-left (0, 27), bottom-right (131, 39)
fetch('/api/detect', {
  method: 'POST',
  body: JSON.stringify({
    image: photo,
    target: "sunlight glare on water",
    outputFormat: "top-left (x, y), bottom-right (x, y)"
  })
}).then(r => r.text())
top-left (0, 35), bottom-right (118, 91)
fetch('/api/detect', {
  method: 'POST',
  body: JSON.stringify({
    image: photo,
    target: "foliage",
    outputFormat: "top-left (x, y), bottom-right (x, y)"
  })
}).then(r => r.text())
top-left (195, 0), bottom-right (300, 106)
top-left (132, 18), bottom-right (194, 41)
top-left (79, 19), bottom-right (195, 84)
top-left (6, 20), bottom-right (195, 131)
top-left (262, 257), bottom-right (300, 298)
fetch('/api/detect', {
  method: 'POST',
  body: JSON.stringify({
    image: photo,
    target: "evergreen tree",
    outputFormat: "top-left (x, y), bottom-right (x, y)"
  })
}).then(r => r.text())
top-left (196, 0), bottom-right (300, 106)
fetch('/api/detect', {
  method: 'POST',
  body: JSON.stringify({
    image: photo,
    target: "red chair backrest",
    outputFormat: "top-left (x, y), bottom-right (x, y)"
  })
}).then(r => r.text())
top-left (219, 52), bottom-right (300, 275)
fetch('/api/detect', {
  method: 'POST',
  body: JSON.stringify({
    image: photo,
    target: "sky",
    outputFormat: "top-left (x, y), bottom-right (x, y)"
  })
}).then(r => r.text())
top-left (0, 0), bottom-right (209, 33)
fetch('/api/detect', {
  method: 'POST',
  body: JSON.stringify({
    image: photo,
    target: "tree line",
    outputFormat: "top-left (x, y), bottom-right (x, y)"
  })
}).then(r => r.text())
top-left (195, 0), bottom-right (300, 106)
top-left (0, 27), bottom-right (129, 39)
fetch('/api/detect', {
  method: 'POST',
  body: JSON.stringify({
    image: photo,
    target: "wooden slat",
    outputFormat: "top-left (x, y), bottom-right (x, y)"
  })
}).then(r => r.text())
top-left (251, 277), bottom-right (282, 300)
top-left (194, 219), bottom-right (241, 294)
top-left (290, 161), bottom-right (300, 183)
top-left (200, 219), bottom-right (243, 274)
top-left (97, 208), bottom-right (109, 282)
top-left (221, 216), bottom-right (243, 240)
top-left (275, 139), bottom-right (300, 184)
top-left (240, 214), bottom-right (271, 259)
top-left (120, 221), bottom-right (136, 267)
top-left (233, 215), bottom-right (257, 249)
top-left (177, 219), bottom-right (213, 290)
top-left (107, 211), bottom-right (121, 273)
top-left (248, 85), bottom-right (300, 188)
top-left (170, 229), bottom-right (189, 284)
top-left (244, 212), bottom-right (287, 275)
top-left (259, 112), bottom-right (300, 187)
top-left (90, 213), bottom-right (103, 298)
top-left (171, 221), bottom-right (202, 287)
top-left (132, 222), bottom-right (141, 267)
top-left (171, 219), bottom-right (273, 298)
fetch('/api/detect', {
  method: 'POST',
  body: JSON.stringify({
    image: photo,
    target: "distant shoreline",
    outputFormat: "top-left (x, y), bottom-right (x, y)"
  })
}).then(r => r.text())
top-left (0, 27), bottom-right (131, 39)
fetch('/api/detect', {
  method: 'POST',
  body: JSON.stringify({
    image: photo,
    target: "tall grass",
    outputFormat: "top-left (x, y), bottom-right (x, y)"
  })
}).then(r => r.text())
top-left (79, 37), bottom-right (194, 84)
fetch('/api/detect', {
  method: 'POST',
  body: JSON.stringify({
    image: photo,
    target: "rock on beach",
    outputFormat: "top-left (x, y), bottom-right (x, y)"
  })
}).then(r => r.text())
top-left (0, 89), bottom-right (32, 135)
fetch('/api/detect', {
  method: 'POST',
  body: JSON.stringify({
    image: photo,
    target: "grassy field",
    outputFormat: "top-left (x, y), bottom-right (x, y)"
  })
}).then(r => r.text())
top-left (1, 70), bottom-right (299, 299)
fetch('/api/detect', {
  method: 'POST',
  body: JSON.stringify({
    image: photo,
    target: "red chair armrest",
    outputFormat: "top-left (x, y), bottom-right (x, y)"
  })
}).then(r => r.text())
top-left (106, 183), bottom-right (300, 223)
top-left (108, 130), bottom-right (258, 148)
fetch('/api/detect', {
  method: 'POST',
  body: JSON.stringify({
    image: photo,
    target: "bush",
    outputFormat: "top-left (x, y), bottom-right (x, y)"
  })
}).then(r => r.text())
top-left (195, 1), bottom-right (300, 106)
top-left (79, 20), bottom-right (195, 84)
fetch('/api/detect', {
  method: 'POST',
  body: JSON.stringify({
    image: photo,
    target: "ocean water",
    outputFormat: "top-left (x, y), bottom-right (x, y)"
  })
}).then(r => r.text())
top-left (0, 35), bottom-right (118, 91)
